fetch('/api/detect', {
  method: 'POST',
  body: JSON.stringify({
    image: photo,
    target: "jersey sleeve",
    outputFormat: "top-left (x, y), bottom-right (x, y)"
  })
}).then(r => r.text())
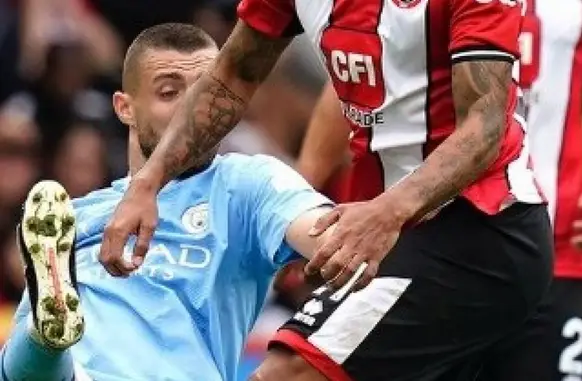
top-left (232, 155), bottom-right (332, 269)
top-left (449, 0), bottom-right (523, 64)
top-left (237, 0), bottom-right (303, 38)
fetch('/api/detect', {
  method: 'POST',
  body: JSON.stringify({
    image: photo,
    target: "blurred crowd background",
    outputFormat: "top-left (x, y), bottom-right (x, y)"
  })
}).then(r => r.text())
top-left (0, 0), bottom-right (335, 378)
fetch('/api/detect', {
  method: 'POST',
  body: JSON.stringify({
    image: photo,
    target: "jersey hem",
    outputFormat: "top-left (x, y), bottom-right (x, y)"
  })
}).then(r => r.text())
top-left (451, 50), bottom-right (515, 64)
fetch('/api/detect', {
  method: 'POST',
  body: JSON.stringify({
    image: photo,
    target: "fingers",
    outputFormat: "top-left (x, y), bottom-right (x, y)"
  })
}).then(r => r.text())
top-left (100, 217), bottom-right (136, 277)
top-left (132, 220), bottom-right (156, 267)
top-left (327, 251), bottom-right (361, 290)
top-left (305, 232), bottom-right (343, 275)
top-left (309, 208), bottom-right (342, 237)
top-left (354, 260), bottom-right (379, 291)
top-left (111, 262), bottom-right (129, 278)
top-left (319, 245), bottom-right (354, 285)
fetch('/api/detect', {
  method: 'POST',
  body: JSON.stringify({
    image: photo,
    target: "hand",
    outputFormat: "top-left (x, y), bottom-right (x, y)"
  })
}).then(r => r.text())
top-left (99, 177), bottom-right (159, 277)
top-left (571, 195), bottom-right (582, 249)
top-left (305, 197), bottom-right (407, 291)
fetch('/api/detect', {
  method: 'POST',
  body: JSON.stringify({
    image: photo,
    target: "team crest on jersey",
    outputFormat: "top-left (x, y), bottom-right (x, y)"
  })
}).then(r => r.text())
top-left (391, 0), bottom-right (422, 8)
top-left (181, 203), bottom-right (210, 239)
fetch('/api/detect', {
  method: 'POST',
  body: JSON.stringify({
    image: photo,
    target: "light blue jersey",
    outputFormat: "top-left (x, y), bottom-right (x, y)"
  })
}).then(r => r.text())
top-left (14, 154), bottom-right (331, 381)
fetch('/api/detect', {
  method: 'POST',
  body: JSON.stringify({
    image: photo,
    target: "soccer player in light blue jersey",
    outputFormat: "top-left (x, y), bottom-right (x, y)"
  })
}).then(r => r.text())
top-left (0, 23), bottom-right (341, 381)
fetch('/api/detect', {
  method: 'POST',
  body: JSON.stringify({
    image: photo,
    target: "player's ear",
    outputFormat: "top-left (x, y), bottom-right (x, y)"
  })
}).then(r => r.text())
top-left (112, 91), bottom-right (136, 127)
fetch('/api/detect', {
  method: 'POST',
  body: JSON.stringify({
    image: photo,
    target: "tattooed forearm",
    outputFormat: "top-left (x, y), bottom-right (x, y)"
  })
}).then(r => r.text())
top-left (219, 21), bottom-right (291, 84)
top-left (157, 75), bottom-right (246, 181)
top-left (383, 60), bottom-right (512, 223)
top-left (142, 21), bottom-right (291, 187)
top-left (452, 61), bottom-right (509, 143)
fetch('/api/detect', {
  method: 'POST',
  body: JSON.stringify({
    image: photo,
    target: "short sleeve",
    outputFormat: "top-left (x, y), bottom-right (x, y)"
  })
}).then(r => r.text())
top-left (449, 0), bottom-right (523, 64)
top-left (237, 0), bottom-right (303, 38)
top-left (231, 155), bottom-right (332, 269)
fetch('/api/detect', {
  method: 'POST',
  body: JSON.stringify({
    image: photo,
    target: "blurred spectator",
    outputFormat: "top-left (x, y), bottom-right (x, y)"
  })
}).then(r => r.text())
top-left (19, 0), bottom-right (122, 80)
top-left (89, 0), bottom-right (194, 47)
top-left (0, 0), bottom-right (23, 104)
top-left (0, 303), bottom-right (14, 347)
top-left (0, 219), bottom-right (24, 346)
top-left (220, 120), bottom-right (292, 163)
top-left (191, 0), bottom-right (237, 47)
top-left (245, 37), bottom-right (327, 160)
top-left (50, 123), bottom-right (109, 198)
top-left (0, 227), bottom-right (25, 304)
top-left (4, 42), bottom-right (113, 164)
top-left (0, 103), bottom-right (41, 230)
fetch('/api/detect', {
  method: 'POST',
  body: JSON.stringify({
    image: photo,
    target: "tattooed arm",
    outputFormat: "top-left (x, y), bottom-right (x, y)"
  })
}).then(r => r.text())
top-left (379, 60), bottom-right (512, 223)
top-left (140, 21), bottom-right (291, 189)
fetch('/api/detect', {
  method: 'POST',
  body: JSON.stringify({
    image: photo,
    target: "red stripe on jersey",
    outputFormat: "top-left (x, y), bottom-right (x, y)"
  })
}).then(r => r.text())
top-left (554, 31), bottom-right (582, 279)
top-left (320, 131), bottom-right (384, 203)
top-left (322, 166), bottom-right (355, 204)
top-left (345, 128), bottom-right (385, 202)
top-left (424, 3), bottom-right (456, 157)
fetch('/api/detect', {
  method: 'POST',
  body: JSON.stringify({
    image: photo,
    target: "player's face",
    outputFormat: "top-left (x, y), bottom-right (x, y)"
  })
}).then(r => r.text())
top-left (133, 48), bottom-right (217, 158)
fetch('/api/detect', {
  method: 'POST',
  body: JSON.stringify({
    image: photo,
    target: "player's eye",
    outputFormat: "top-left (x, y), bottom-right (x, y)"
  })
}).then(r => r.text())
top-left (159, 90), bottom-right (178, 100)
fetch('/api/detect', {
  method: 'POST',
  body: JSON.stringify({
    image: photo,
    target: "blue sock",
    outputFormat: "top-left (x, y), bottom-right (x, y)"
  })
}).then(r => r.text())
top-left (1, 315), bottom-right (74, 381)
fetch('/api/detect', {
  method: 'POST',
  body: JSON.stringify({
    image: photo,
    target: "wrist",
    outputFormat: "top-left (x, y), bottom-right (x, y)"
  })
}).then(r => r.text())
top-left (375, 189), bottom-right (420, 227)
top-left (132, 161), bottom-right (165, 194)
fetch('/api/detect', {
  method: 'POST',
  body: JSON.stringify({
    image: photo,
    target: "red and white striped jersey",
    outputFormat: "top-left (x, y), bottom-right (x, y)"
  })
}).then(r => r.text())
top-left (238, 0), bottom-right (544, 214)
top-left (521, 0), bottom-right (582, 278)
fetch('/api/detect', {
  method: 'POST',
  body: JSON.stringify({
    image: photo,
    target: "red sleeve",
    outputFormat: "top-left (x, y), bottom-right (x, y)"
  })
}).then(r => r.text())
top-left (237, 0), bottom-right (303, 38)
top-left (449, 0), bottom-right (523, 64)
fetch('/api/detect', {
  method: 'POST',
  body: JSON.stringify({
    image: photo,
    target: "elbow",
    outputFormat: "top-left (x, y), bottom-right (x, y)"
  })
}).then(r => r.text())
top-left (471, 90), bottom-right (508, 159)
top-left (476, 108), bottom-right (506, 168)
top-left (482, 133), bottom-right (503, 168)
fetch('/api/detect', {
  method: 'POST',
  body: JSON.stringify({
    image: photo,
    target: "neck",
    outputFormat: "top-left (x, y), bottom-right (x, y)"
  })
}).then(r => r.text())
top-left (128, 149), bottom-right (147, 177)
top-left (128, 132), bottom-right (146, 176)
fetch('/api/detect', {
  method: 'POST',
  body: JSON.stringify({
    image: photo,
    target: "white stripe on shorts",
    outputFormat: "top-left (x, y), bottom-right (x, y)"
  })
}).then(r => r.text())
top-left (307, 276), bottom-right (412, 364)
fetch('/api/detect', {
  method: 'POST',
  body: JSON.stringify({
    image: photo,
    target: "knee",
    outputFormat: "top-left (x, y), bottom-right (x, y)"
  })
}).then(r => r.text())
top-left (248, 348), bottom-right (325, 381)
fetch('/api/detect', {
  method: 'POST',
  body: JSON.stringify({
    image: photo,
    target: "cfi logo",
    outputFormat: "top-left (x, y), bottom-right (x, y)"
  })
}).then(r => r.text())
top-left (181, 203), bottom-right (210, 239)
top-left (391, 0), bottom-right (422, 8)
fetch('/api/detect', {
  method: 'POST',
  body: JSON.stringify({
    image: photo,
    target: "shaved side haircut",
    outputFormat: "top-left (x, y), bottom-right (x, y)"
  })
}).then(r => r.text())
top-left (122, 23), bottom-right (217, 93)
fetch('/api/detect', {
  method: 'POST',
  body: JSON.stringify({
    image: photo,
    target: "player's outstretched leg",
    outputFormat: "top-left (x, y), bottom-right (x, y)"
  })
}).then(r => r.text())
top-left (20, 180), bottom-right (84, 348)
top-left (1, 180), bottom-right (84, 381)
top-left (1, 316), bottom-right (76, 381)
